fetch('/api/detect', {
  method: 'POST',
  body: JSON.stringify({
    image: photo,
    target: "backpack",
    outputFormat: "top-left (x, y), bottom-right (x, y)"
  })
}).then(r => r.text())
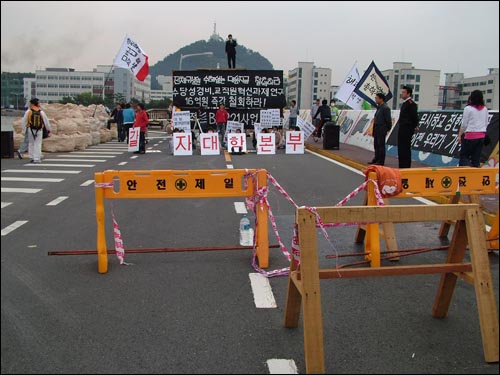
top-left (29, 109), bottom-right (45, 131)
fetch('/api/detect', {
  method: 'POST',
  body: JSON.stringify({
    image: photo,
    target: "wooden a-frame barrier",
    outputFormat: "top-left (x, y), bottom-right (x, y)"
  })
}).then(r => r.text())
top-left (285, 204), bottom-right (499, 374)
top-left (356, 167), bottom-right (499, 267)
top-left (95, 169), bottom-right (269, 274)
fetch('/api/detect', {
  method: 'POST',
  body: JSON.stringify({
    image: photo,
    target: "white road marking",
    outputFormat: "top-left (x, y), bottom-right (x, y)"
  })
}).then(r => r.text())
top-left (71, 151), bottom-right (123, 155)
top-left (227, 164), bottom-right (234, 169)
top-left (1, 188), bottom-right (42, 193)
top-left (59, 154), bottom-right (115, 158)
top-left (2, 177), bottom-right (64, 182)
top-left (80, 180), bottom-right (95, 186)
top-left (118, 162), bottom-right (128, 166)
top-left (2, 169), bottom-right (81, 174)
top-left (87, 148), bottom-right (127, 151)
top-left (266, 359), bottom-right (298, 374)
top-left (43, 158), bottom-right (106, 162)
top-left (234, 202), bottom-right (248, 214)
top-left (46, 196), bottom-right (68, 206)
top-left (146, 150), bottom-right (162, 153)
top-left (248, 273), bottom-right (277, 308)
top-left (1, 220), bottom-right (28, 236)
top-left (24, 163), bottom-right (95, 168)
top-left (1, 202), bottom-right (13, 209)
top-left (130, 156), bottom-right (138, 159)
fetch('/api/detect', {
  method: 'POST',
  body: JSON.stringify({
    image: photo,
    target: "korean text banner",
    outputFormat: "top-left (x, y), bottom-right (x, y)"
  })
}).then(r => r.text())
top-left (113, 35), bottom-right (149, 82)
top-left (173, 70), bottom-right (285, 109)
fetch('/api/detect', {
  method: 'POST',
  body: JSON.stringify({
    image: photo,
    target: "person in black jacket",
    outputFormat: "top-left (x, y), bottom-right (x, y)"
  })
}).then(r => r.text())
top-left (369, 93), bottom-right (392, 166)
top-left (225, 34), bottom-right (237, 68)
top-left (397, 86), bottom-right (419, 168)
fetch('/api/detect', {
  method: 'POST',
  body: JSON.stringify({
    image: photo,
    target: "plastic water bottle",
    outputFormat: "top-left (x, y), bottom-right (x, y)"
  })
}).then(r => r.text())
top-left (239, 214), bottom-right (251, 246)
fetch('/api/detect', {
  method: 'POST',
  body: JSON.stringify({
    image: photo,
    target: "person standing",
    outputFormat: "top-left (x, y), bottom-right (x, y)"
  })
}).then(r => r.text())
top-left (225, 34), bottom-right (237, 69)
top-left (330, 99), bottom-right (340, 124)
top-left (369, 93), bottom-right (391, 166)
top-left (133, 103), bottom-right (148, 154)
top-left (458, 89), bottom-right (489, 167)
top-left (114, 103), bottom-right (125, 142)
top-left (22, 98), bottom-right (51, 163)
top-left (397, 86), bottom-right (419, 168)
top-left (122, 103), bottom-right (135, 144)
top-left (311, 99), bottom-right (320, 135)
top-left (288, 100), bottom-right (299, 129)
top-left (215, 103), bottom-right (229, 148)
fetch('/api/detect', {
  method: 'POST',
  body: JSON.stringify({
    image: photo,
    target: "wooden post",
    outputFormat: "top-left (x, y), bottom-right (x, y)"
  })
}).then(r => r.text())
top-left (256, 169), bottom-right (269, 268)
top-left (365, 173), bottom-right (380, 267)
top-left (296, 209), bottom-right (325, 374)
top-left (465, 207), bottom-right (499, 363)
top-left (95, 173), bottom-right (108, 274)
top-left (284, 248), bottom-right (302, 329)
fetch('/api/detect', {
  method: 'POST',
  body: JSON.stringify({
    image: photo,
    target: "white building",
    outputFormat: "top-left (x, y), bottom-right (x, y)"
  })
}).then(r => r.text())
top-left (156, 75), bottom-right (173, 99)
top-left (23, 78), bottom-right (36, 105)
top-left (440, 68), bottom-right (499, 110)
top-left (95, 65), bottom-right (151, 103)
top-left (150, 90), bottom-right (169, 101)
top-left (381, 62), bottom-right (440, 110)
top-left (287, 62), bottom-right (332, 110)
top-left (32, 67), bottom-right (104, 103)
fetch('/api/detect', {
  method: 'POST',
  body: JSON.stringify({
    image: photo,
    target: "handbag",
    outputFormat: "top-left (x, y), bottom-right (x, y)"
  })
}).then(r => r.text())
top-left (42, 126), bottom-right (49, 139)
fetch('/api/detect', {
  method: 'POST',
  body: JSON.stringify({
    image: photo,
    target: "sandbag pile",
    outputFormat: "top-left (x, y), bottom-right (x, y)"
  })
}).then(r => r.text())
top-left (11, 103), bottom-right (117, 152)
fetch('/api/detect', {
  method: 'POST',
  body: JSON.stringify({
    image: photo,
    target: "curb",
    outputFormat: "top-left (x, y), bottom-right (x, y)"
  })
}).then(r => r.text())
top-left (305, 144), bottom-right (497, 227)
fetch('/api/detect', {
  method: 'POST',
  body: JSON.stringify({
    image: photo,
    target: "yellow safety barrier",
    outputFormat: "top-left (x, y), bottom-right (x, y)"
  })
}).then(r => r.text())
top-left (356, 167), bottom-right (499, 266)
top-left (286, 204), bottom-right (499, 373)
top-left (95, 169), bottom-right (269, 274)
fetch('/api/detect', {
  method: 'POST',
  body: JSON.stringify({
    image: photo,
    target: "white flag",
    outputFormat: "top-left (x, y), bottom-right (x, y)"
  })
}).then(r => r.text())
top-left (336, 63), bottom-right (364, 110)
top-left (113, 35), bottom-right (149, 82)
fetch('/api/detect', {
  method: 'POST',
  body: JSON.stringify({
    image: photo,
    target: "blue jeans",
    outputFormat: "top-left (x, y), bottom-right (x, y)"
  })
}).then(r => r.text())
top-left (289, 117), bottom-right (297, 129)
top-left (217, 123), bottom-right (226, 146)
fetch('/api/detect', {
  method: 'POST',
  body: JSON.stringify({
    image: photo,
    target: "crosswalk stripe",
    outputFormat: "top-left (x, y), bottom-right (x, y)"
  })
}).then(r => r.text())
top-left (58, 154), bottom-right (116, 158)
top-left (2, 169), bottom-right (82, 174)
top-left (1, 177), bottom-right (64, 182)
top-left (80, 180), bottom-right (95, 186)
top-left (46, 196), bottom-right (68, 206)
top-left (43, 158), bottom-right (106, 162)
top-left (1, 220), bottom-right (28, 236)
top-left (1, 187), bottom-right (42, 193)
top-left (1, 202), bottom-right (13, 209)
top-left (24, 163), bottom-right (95, 168)
top-left (71, 151), bottom-right (123, 155)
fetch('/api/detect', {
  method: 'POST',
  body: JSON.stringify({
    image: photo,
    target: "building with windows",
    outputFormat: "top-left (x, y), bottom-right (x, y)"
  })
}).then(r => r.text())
top-left (156, 75), bottom-right (173, 99)
top-left (30, 67), bottom-right (105, 103)
top-left (439, 68), bottom-right (499, 110)
top-left (95, 65), bottom-right (151, 103)
top-left (1, 72), bottom-right (35, 108)
top-left (381, 62), bottom-right (440, 110)
top-left (287, 62), bottom-right (332, 110)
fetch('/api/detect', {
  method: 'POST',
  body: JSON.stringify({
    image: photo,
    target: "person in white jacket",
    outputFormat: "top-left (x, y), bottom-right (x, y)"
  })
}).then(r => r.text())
top-left (21, 98), bottom-right (51, 163)
top-left (458, 90), bottom-right (489, 167)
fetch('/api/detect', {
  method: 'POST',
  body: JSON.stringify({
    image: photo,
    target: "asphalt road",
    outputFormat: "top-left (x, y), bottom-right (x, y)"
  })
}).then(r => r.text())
top-left (1, 132), bottom-right (498, 374)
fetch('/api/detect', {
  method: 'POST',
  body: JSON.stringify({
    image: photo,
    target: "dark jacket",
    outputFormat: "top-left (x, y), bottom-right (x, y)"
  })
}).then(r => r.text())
top-left (313, 104), bottom-right (332, 121)
top-left (374, 102), bottom-right (392, 129)
top-left (399, 98), bottom-right (418, 131)
top-left (225, 40), bottom-right (237, 55)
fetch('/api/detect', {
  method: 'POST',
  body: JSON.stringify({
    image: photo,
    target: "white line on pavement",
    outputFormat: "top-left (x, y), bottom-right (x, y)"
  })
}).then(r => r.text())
top-left (118, 162), bottom-right (128, 166)
top-left (58, 154), bottom-right (116, 158)
top-left (248, 273), bottom-right (277, 308)
top-left (80, 180), bottom-right (95, 186)
top-left (2, 177), bottom-right (64, 182)
top-left (1, 202), bottom-right (13, 209)
top-left (266, 359), bottom-right (298, 374)
top-left (130, 156), bottom-right (138, 159)
top-left (227, 164), bottom-right (234, 169)
top-left (24, 163), bottom-right (95, 168)
top-left (46, 196), bottom-right (68, 206)
top-left (234, 202), bottom-right (248, 214)
top-left (1, 220), bottom-right (28, 236)
top-left (2, 169), bottom-right (81, 174)
top-left (1, 187), bottom-right (42, 193)
top-left (43, 158), bottom-right (106, 162)
top-left (71, 151), bottom-right (123, 155)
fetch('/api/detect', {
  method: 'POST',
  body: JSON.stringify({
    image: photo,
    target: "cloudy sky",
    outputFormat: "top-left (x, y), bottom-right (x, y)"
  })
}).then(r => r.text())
top-left (1, 1), bottom-right (498, 84)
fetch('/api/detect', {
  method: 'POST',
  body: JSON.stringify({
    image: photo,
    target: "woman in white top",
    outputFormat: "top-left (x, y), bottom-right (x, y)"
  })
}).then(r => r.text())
top-left (458, 90), bottom-right (489, 167)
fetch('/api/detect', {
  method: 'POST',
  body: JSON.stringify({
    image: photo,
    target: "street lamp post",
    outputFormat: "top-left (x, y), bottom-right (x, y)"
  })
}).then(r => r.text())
top-left (179, 52), bottom-right (214, 71)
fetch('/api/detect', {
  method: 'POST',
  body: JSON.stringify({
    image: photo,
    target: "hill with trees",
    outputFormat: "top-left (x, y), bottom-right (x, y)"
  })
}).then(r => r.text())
top-left (149, 36), bottom-right (274, 89)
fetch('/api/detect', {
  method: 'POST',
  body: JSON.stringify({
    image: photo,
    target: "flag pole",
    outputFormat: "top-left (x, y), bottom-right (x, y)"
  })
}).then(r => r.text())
top-left (342, 61), bottom-right (357, 108)
top-left (93, 64), bottom-right (114, 118)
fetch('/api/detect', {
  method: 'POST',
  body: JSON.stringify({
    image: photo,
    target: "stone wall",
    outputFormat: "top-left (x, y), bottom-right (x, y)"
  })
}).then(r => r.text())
top-left (12, 103), bottom-right (117, 152)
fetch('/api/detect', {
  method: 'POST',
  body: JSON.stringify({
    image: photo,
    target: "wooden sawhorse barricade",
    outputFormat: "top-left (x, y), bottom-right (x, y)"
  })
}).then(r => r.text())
top-left (285, 204), bottom-right (499, 374)
top-left (95, 169), bottom-right (269, 274)
top-left (356, 167), bottom-right (499, 267)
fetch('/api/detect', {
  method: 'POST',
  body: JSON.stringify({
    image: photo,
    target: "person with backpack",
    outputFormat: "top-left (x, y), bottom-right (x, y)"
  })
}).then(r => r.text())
top-left (21, 98), bottom-right (51, 163)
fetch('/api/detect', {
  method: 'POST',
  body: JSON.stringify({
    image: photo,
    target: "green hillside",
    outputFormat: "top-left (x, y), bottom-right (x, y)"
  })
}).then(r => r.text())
top-left (149, 37), bottom-right (274, 89)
